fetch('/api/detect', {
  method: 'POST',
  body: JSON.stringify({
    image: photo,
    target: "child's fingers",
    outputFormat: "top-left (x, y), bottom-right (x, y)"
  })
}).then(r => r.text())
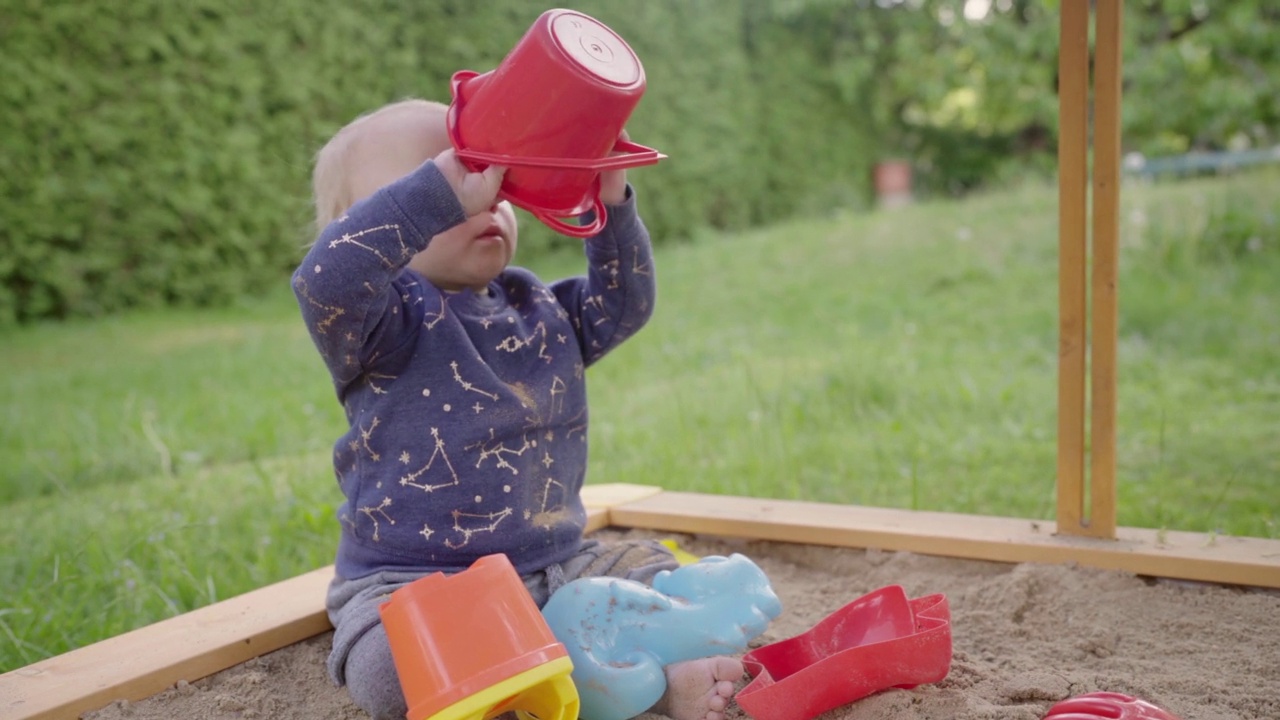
top-left (435, 147), bottom-right (506, 215)
top-left (433, 148), bottom-right (465, 177)
top-left (598, 129), bottom-right (629, 205)
top-left (459, 165), bottom-right (505, 215)
top-left (480, 164), bottom-right (507, 197)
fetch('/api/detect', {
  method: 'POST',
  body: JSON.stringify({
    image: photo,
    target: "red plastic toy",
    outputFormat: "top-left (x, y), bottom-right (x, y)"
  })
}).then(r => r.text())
top-left (1043, 692), bottom-right (1183, 720)
top-left (447, 9), bottom-right (666, 238)
top-left (736, 585), bottom-right (952, 720)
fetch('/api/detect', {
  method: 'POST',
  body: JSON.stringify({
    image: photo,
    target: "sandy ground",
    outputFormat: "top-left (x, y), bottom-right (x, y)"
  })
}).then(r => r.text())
top-left (85, 529), bottom-right (1280, 720)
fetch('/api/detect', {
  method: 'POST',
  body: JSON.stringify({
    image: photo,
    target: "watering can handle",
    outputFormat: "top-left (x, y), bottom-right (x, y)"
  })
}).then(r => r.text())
top-left (603, 138), bottom-right (666, 170)
top-left (454, 140), bottom-right (665, 172)
top-left (530, 197), bottom-right (608, 239)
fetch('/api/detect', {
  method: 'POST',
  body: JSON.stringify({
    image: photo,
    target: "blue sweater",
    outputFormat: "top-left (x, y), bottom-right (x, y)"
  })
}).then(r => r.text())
top-left (293, 162), bottom-right (655, 580)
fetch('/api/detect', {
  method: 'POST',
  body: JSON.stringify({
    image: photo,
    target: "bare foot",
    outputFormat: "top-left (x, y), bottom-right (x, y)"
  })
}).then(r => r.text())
top-left (649, 656), bottom-right (744, 720)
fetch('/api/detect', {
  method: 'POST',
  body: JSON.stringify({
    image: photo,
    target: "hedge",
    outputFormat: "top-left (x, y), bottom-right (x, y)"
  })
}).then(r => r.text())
top-left (0, 1), bottom-right (877, 324)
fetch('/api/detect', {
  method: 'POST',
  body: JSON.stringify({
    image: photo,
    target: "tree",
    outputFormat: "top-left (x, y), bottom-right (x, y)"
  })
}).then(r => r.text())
top-left (756, 0), bottom-right (1280, 193)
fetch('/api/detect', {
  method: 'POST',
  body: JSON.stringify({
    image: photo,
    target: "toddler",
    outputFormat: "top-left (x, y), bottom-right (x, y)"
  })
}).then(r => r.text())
top-left (293, 99), bottom-right (743, 720)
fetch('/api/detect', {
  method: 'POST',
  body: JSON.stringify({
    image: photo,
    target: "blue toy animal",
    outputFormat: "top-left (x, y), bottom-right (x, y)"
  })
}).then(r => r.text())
top-left (541, 553), bottom-right (783, 720)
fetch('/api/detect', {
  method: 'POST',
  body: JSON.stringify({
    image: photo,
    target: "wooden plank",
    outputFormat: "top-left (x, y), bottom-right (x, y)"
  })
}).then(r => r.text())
top-left (1057, 0), bottom-right (1091, 536)
top-left (609, 491), bottom-right (1280, 589)
top-left (0, 505), bottom-right (611, 720)
top-left (1089, 0), bottom-right (1124, 539)
top-left (584, 504), bottom-right (611, 532)
top-left (581, 482), bottom-right (665, 508)
top-left (0, 565), bottom-right (334, 720)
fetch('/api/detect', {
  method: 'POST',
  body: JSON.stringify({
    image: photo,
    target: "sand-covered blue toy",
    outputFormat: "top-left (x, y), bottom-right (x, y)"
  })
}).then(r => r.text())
top-left (541, 553), bottom-right (783, 720)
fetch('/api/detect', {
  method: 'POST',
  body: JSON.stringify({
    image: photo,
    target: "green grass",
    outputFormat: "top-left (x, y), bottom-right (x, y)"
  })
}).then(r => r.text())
top-left (2, 171), bottom-right (1277, 671)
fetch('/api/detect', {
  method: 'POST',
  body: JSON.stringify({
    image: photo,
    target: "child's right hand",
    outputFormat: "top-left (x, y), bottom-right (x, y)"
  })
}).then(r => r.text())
top-left (432, 148), bottom-right (506, 216)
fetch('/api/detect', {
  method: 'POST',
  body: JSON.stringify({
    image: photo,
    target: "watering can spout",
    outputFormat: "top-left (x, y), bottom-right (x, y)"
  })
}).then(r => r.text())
top-left (450, 70), bottom-right (488, 105)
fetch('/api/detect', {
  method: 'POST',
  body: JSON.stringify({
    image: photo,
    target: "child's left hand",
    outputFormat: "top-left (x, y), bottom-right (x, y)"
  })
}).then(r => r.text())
top-left (598, 130), bottom-right (630, 206)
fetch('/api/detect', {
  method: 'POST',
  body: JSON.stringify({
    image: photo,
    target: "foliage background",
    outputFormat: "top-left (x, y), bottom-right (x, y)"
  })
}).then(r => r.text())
top-left (2, 0), bottom-right (1277, 324)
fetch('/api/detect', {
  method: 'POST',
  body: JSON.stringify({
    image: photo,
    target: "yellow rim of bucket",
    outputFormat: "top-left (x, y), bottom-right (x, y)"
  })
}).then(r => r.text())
top-left (421, 656), bottom-right (577, 720)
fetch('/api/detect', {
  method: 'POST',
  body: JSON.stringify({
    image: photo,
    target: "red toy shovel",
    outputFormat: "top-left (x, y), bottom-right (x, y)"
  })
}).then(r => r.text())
top-left (737, 585), bottom-right (951, 720)
top-left (1043, 692), bottom-right (1182, 720)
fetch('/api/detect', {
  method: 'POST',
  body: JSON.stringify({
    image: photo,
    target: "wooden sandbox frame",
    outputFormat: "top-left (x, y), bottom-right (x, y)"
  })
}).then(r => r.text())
top-left (4, 483), bottom-right (1279, 720)
top-left (3, 2), bottom-right (1278, 718)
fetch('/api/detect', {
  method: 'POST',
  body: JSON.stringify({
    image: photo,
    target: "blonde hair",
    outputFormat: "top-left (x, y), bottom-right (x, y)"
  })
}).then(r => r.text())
top-left (311, 99), bottom-right (451, 231)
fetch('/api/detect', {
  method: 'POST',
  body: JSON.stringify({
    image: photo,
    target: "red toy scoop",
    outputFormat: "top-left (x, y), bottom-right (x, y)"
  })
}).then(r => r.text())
top-left (736, 585), bottom-right (952, 720)
top-left (1043, 692), bottom-right (1183, 720)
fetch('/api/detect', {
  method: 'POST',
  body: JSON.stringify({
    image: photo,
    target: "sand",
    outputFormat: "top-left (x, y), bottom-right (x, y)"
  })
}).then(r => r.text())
top-left (84, 529), bottom-right (1280, 720)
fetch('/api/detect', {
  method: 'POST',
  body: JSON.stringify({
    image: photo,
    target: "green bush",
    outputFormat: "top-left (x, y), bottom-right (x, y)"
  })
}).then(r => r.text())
top-left (0, 0), bottom-right (881, 324)
top-left (6, 1), bottom-right (1279, 323)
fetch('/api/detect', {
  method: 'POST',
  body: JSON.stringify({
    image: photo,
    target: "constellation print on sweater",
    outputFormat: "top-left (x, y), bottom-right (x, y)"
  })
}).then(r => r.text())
top-left (328, 223), bottom-right (414, 269)
top-left (530, 285), bottom-right (571, 321)
top-left (354, 416), bottom-right (382, 462)
top-left (450, 361), bottom-right (500, 401)
top-left (367, 372), bottom-right (395, 395)
top-left (400, 427), bottom-right (460, 493)
top-left (358, 497), bottom-right (395, 542)
top-left (467, 428), bottom-right (536, 475)
top-left (292, 275), bottom-right (345, 339)
top-left (529, 477), bottom-right (570, 528)
top-left (445, 506), bottom-right (513, 549)
top-left (495, 320), bottom-right (552, 363)
top-left (422, 294), bottom-right (447, 330)
top-left (548, 376), bottom-right (569, 417)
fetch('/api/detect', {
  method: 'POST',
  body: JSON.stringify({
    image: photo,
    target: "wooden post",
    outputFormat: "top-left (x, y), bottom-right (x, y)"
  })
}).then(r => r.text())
top-left (1057, 0), bottom-right (1090, 536)
top-left (1057, 0), bottom-right (1124, 539)
top-left (1090, 0), bottom-right (1123, 538)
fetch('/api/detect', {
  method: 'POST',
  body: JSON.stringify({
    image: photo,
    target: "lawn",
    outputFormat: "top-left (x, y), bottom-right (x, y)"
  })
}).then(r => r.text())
top-left (1, 171), bottom-right (1277, 671)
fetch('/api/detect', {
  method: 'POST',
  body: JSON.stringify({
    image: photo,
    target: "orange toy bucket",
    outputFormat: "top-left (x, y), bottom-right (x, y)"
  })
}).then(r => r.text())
top-left (379, 554), bottom-right (574, 720)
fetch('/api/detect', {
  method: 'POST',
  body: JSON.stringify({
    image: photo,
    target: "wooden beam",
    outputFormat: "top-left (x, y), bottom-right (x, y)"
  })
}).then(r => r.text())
top-left (581, 482), bottom-right (665, 508)
top-left (0, 506), bottom-right (612, 720)
top-left (1089, 0), bottom-right (1124, 539)
top-left (0, 566), bottom-right (334, 720)
top-left (1057, 0), bottom-right (1091, 536)
top-left (608, 491), bottom-right (1280, 590)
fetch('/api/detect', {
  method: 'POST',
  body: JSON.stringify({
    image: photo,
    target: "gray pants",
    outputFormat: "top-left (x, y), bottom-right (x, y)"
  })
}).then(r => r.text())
top-left (326, 538), bottom-right (679, 720)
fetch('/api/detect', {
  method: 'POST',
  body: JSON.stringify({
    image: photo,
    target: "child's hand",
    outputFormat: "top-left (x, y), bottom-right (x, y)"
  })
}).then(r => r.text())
top-left (599, 130), bottom-right (630, 206)
top-left (433, 148), bottom-right (506, 216)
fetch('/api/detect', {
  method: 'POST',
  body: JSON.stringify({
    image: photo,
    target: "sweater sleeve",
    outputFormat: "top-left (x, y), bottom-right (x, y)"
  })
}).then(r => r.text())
top-left (550, 185), bottom-right (657, 366)
top-left (292, 161), bottom-right (467, 387)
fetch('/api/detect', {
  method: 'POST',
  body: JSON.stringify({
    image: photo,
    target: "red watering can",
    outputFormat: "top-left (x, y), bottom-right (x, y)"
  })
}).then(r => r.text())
top-left (447, 9), bottom-right (666, 238)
